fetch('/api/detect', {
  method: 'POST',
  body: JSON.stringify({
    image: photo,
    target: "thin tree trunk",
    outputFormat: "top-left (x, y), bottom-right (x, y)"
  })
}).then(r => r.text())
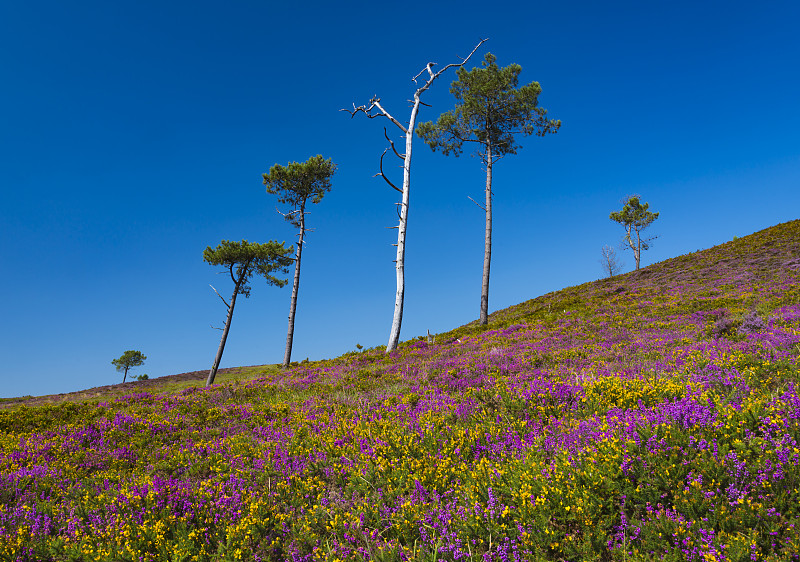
top-left (387, 98), bottom-right (421, 352)
top-left (283, 206), bottom-right (305, 368)
top-left (122, 368), bottom-right (128, 384)
top-left (479, 143), bottom-right (493, 325)
top-left (626, 225), bottom-right (641, 270)
top-left (206, 283), bottom-right (239, 386)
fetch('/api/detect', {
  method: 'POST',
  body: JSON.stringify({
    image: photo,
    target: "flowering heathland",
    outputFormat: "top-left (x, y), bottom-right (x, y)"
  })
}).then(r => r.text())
top-left (2, 220), bottom-right (800, 561)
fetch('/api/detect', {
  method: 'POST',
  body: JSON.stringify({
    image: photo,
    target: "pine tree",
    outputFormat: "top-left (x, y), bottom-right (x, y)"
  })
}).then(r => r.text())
top-left (112, 350), bottom-right (146, 383)
top-left (204, 240), bottom-right (293, 385)
top-left (418, 53), bottom-right (560, 325)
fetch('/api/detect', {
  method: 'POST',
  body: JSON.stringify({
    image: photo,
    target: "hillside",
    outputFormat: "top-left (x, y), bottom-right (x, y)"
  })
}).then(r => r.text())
top-left (0, 366), bottom-right (273, 409)
top-left (2, 220), bottom-right (800, 561)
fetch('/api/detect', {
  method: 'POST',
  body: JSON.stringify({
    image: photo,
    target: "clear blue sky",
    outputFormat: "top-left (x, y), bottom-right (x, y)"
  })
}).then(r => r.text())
top-left (2, 0), bottom-right (799, 398)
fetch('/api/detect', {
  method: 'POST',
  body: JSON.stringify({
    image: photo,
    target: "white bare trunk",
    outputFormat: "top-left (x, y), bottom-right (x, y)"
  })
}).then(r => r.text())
top-left (387, 98), bottom-right (421, 352)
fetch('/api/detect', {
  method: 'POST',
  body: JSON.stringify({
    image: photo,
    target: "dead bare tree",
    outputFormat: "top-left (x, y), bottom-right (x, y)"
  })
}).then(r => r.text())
top-left (343, 39), bottom-right (487, 353)
top-left (600, 244), bottom-right (625, 277)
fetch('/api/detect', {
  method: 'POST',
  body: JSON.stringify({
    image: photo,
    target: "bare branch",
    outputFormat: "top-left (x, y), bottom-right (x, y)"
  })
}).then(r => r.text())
top-left (467, 196), bottom-right (486, 211)
top-left (383, 128), bottom-right (405, 160)
top-left (209, 284), bottom-right (230, 309)
top-left (341, 97), bottom-right (408, 133)
top-left (414, 38), bottom-right (489, 97)
top-left (275, 206), bottom-right (302, 219)
top-left (600, 244), bottom-right (624, 277)
top-left (341, 99), bottom-right (380, 118)
top-left (210, 324), bottom-right (224, 331)
top-left (477, 150), bottom-right (507, 166)
top-left (371, 99), bottom-right (407, 133)
top-left (412, 62), bottom-right (436, 83)
top-left (374, 149), bottom-right (402, 193)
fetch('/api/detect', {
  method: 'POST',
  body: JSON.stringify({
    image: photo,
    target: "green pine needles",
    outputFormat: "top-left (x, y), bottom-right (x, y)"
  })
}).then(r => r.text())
top-left (417, 53), bottom-right (560, 157)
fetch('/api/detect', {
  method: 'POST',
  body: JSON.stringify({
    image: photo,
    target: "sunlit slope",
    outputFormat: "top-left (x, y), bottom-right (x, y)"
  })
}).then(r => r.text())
top-left (1, 219), bottom-right (799, 561)
top-left (0, 365), bottom-right (279, 408)
top-left (478, 218), bottom-right (800, 331)
top-left (266, 219), bottom-right (800, 395)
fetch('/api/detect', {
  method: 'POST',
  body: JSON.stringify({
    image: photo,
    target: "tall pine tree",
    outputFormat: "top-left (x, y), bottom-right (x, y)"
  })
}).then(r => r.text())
top-left (609, 196), bottom-right (659, 270)
top-left (418, 53), bottom-right (560, 325)
top-left (263, 155), bottom-right (336, 368)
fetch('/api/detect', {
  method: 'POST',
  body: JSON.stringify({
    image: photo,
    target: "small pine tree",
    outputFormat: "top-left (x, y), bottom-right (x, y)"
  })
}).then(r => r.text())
top-left (112, 350), bottom-right (146, 383)
top-left (609, 196), bottom-right (659, 270)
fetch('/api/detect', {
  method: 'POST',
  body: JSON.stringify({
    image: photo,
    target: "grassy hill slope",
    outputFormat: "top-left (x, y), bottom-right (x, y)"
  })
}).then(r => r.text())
top-left (2, 220), bottom-right (800, 561)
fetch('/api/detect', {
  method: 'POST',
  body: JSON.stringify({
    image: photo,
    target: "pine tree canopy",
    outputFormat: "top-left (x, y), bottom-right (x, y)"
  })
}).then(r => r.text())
top-left (203, 240), bottom-right (293, 298)
top-left (112, 350), bottom-right (146, 376)
top-left (417, 53), bottom-right (561, 158)
top-left (262, 155), bottom-right (336, 226)
top-left (609, 196), bottom-right (660, 235)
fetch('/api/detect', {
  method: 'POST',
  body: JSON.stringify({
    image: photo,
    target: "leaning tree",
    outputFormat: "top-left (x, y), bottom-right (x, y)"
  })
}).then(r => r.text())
top-left (263, 155), bottom-right (336, 368)
top-left (417, 52), bottom-right (560, 325)
top-left (344, 39), bottom-right (487, 352)
top-left (600, 244), bottom-right (625, 277)
top-left (204, 239), bottom-right (293, 386)
top-left (609, 196), bottom-right (659, 270)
